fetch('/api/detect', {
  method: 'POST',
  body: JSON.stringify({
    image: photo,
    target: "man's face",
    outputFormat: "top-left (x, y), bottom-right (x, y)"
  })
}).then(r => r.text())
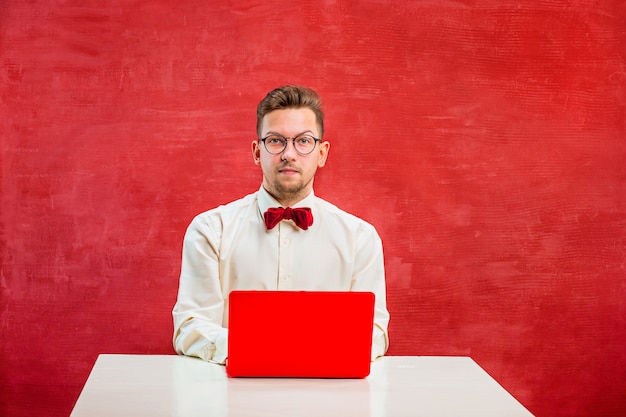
top-left (252, 107), bottom-right (330, 206)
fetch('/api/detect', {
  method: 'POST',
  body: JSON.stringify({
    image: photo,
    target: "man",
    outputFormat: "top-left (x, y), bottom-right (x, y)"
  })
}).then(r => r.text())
top-left (172, 85), bottom-right (389, 364)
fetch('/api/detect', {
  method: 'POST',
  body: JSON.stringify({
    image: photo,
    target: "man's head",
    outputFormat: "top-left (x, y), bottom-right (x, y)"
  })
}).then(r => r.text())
top-left (252, 85), bottom-right (330, 207)
top-left (256, 85), bottom-right (324, 138)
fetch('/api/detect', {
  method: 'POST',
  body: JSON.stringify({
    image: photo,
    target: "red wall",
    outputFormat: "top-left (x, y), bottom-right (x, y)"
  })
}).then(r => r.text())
top-left (1, 1), bottom-right (625, 416)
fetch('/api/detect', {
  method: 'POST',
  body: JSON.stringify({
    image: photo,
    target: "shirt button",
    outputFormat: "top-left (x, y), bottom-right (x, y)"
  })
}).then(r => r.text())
top-left (282, 239), bottom-right (290, 245)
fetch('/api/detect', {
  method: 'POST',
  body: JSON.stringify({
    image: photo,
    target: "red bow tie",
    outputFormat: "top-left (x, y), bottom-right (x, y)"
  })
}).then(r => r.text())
top-left (264, 207), bottom-right (314, 230)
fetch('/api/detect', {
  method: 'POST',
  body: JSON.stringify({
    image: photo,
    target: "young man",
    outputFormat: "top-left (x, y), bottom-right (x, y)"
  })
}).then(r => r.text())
top-left (172, 85), bottom-right (389, 363)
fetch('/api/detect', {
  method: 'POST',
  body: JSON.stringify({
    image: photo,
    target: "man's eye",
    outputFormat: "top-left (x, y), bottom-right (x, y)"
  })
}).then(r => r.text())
top-left (297, 136), bottom-right (314, 145)
top-left (267, 137), bottom-right (285, 145)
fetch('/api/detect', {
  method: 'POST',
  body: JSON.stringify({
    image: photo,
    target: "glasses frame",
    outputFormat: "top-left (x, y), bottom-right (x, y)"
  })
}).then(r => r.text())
top-left (259, 133), bottom-right (322, 155)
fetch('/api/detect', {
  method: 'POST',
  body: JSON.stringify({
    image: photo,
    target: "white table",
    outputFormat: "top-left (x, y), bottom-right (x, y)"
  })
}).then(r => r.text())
top-left (70, 355), bottom-right (534, 417)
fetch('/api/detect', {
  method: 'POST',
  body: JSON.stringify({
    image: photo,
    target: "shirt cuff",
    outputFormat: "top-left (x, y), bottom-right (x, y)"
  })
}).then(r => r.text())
top-left (209, 328), bottom-right (228, 365)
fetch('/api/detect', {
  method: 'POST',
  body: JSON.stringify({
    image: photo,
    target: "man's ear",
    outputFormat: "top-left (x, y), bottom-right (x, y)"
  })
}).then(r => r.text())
top-left (252, 140), bottom-right (261, 165)
top-left (317, 141), bottom-right (330, 168)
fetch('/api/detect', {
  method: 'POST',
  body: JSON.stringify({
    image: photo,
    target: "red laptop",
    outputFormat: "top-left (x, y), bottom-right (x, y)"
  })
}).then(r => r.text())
top-left (226, 290), bottom-right (375, 378)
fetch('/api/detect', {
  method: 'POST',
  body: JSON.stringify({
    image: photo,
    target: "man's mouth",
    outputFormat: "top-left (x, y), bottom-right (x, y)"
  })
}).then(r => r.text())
top-left (278, 166), bottom-right (299, 175)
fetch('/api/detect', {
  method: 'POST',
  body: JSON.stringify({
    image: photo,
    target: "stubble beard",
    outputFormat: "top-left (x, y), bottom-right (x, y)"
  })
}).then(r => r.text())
top-left (270, 175), bottom-right (313, 206)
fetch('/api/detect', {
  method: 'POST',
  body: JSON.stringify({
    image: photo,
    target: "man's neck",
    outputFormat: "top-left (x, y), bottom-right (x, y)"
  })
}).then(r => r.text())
top-left (263, 187), bottom-right (312, 208)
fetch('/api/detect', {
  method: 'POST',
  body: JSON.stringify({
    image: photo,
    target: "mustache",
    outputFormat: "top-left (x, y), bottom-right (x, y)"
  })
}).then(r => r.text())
top-left (278, 163), bottom-right (299, 171)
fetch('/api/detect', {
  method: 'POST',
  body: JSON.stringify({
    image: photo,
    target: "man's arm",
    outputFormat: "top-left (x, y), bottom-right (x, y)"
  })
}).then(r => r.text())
top-left (172, 215), bottom-right (228, 363)
top-left (351, 224), bottom-right (390, 360)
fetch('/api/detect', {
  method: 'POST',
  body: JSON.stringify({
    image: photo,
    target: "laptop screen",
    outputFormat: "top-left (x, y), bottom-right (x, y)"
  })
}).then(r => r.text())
top-left (226, 290), bottom-right (375, 378)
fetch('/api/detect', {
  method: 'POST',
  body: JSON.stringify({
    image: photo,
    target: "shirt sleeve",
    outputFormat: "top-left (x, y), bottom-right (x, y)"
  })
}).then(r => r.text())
top-left (351, 224), bottom-right (390, 361)
top-left (172, 214), bottom-right (228, 364)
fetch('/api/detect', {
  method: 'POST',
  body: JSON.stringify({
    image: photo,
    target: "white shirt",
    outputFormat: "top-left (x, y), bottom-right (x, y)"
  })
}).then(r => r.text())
top-left (172, 186), bottom-right (390, 363)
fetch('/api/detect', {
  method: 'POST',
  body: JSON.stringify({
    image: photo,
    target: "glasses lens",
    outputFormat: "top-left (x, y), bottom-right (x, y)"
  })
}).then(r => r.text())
top-left (263, 135), bottom-right (287, 154)
top-left (294, 135), bottom-right (317, 154)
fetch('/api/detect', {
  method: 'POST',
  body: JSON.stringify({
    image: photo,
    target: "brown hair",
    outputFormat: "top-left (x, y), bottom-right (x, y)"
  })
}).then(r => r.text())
top-left (256, 85), bottom-right (324, 138)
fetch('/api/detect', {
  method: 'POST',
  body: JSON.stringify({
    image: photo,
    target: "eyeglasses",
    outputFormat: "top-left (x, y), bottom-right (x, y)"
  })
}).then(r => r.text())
top-left (260, 133), bottom-right (321, 155)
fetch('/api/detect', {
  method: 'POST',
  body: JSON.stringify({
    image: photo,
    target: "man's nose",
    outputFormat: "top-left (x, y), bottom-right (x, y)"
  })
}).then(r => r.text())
top-left (281, 139), bottom-right (298, 161)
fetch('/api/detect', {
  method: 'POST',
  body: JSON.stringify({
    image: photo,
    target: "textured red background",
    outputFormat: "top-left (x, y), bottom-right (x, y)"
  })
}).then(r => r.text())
top-left (1, 1), bottom-right (625, 416)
